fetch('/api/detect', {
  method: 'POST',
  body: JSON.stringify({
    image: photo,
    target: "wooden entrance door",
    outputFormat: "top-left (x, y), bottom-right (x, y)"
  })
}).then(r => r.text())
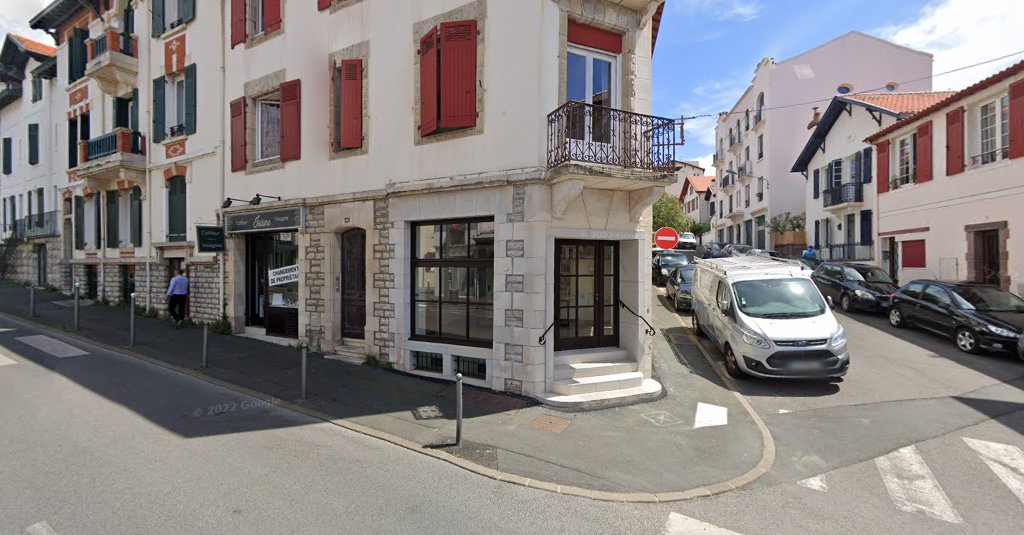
top-left (980, 230), bottom-right (1001, 285)
top-left (340, 229), bottom-right (366, 340)
top-left (554, 240), bottom-right (619, 351)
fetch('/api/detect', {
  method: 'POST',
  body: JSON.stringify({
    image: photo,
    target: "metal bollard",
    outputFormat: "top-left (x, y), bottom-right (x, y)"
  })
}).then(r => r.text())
top-left (29, 285), bottom-right (35, 317)
top-left (455, 373), bottom-right (464, 446)
top-left (201, 323), bottom-right (209, 369)
top-left (73, 283), bottom-right (80, 330)
top-left (129, 292), bottom-right (136, 347)
top-left (300, 345), bottom-right (308, 400)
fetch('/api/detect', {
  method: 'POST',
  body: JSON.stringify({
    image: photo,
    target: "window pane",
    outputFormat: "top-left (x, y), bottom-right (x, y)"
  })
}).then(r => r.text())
top-left (416, 224), bottom-right (441, 259)
top-left (415, 267), bottom-right (439, 301)
top-left (468, 305), bottom-right (493, 342)
top-left (560, 245), bottom-right (576, 275)
top-left (578, 307), bottom-right (595, 337)
top-left (453, 354), bottom-right (487, 379)
top-left (470, 221), bottom-right (494, 258)
top-left (442, 267), bottom-right (467, 302)
top-left (567, 53), bottom-right (586, 101)
top-left (578, 276), bottom-right (594, 306)
top-left (467, 267), bottom-right (493, 303)
top-left (603, 305), bottom-right (615, 336)
top-left (592, 58), bottom-right (612, 143)
top-left (559, 276), bottom-right (576, 305)
top-left (259, 101), bottom-right (281, 159)
top-left (413, 351), bottom-right (443, 373)
top-left (603, 245), bottom-right (614, 274)
top-left (414, 302), bottom-right (439, 336)
top-left (441, 304), bottom-right (467, 339)
top-left (442, 222), bottom-right (469, 258)
top-left (578, 245), bottom-right (595, 275)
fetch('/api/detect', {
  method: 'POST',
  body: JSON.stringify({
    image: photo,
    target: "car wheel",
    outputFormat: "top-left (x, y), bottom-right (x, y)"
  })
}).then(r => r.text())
top-left (889, 306), bottom-right (905, 328)
top-left (693, 313), bottom-right (705, 337)
top-left (955, 328), bottom-right (980, 354)
top-left (840, 293), bottom-right (852, 312)
top-left (724, 345), bottom-right (746, 379)
top-left (674, 294), bottom-right (683, 312)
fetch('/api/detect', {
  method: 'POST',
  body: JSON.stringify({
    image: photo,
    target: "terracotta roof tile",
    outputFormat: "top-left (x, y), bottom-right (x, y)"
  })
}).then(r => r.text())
top-left (679, 175), bottom-right (716, 201)
top-left (843, 91), bottom-right (955, 115)
top-left (11, 34), bottom-right (56, 58)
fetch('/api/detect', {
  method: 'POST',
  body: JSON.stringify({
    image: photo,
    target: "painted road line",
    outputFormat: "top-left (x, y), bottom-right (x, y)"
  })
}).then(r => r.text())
top-left (963, 437), bottom-right (1024, 504)
top-left (0, 327), bottom-right (16, 332)
top-left (0, 349), bottom-right (17, 367)
top-left (875, 445), bottom-right (963, 524)
top-left (15, 335), bottom-right (88, 358)
top-left (693, 402), bottom-right (728, 429)
top-left (26, 521), bottom-right (59, 535)
top-left (778, 409), bottom-right (792, 414)
top-left (797, 475), bottom-right (828, 492)
top-left (663, 512), bottom-right (744, 535)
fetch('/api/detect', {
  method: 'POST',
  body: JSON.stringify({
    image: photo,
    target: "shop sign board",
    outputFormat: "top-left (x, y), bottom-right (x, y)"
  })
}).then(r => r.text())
top-left (268, 264), bottom-right (300, 286)
top-left (226, 207), bottom-right (303, 233)
top-left (196, 225), bottom-right (226, 252)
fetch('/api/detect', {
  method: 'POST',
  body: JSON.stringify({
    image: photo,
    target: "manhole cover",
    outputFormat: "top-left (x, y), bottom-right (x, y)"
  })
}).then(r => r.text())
top-left (531, 414), bottom-right (571, 433)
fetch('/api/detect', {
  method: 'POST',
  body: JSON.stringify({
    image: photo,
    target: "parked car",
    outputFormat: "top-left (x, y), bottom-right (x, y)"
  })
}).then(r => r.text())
top-left (1018, 335), bottom-right (1024, 360)
top-left (746, 249), bottom-right (780, 258)
top-left (701, 242), bottom-right (726, 259)
top-left (665, 265), bottom-right (695, 312)
top-left (811, 262), bottom-right (899, 313)
top-left (652, 251), bottom-right (690, 286)
top-left (677, 232), bottom-right (698, 250)
top-left (784, 255), bottom-right (820, 271)
top-left (691, 255), bottom-right (849, 379)
top-left (888, 280), bottom-right (1024, 354)
top-left (722, 244), bottom-right (753, 257)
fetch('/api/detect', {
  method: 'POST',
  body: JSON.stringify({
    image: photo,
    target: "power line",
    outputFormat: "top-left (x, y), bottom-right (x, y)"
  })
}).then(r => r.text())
top-left (678, 48), bottom-right (1024, 122)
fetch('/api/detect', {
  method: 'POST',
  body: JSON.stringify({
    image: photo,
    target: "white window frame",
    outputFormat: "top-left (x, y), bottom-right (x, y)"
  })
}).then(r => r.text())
top-left (165, 77), bottom-right (186, 136)
top-left (831, 158), bottom-right (843, 188)
top-left (894, 134), bottom-right (915, 187)
top-left (166, 0), bottom-right (180, 25)
top-left (976, 94), bottom-right (1010, 166)
top-left (255, 94), bottom-right (281, 162)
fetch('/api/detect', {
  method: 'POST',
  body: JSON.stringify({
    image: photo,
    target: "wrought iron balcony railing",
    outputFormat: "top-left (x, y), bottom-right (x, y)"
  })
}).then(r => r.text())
top-left (822, 182), bottom-right (864, 207)
top-left (969, 146), bottom-right (1009, 167)
top-left (90, 31), bottom-right (134, 60)
top-left (21, 211), bottom-right (60, 239)
top-left (84, 130), bottom-right (144, 161)
top-left (820, 242), bottom-right (874, 261)
top-left (547, 101), bottom-right (676, 172)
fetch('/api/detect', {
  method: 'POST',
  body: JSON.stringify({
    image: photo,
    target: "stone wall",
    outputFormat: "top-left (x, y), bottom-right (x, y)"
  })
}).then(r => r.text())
top-left (1, 238), bottom-right (67, 290)
top-left (188, 259), bottom-right (225, 322)
top-left (371, 198), bottom-right (395, 361)
top-left (304, 205), bottom-right (327, 351)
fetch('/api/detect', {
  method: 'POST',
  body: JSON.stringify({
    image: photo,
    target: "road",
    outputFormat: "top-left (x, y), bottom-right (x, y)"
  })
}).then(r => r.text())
top-left (2, 290), bottom-right (1023, 534)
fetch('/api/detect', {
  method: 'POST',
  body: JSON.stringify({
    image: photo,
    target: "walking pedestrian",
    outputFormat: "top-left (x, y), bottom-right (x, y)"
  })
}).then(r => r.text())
top-left (167, 269), bottom-right (189, 328)
top-left (802, 245), bottom-right (817, 260)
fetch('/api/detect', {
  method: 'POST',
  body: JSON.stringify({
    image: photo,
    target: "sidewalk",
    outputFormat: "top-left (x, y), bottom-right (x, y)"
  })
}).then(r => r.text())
top-left (0, 281), bottom-right (769, 499)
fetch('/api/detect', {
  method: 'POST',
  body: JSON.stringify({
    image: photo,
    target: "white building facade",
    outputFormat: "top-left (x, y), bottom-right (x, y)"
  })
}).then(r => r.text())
top-left (867, 61), bottom-right (1024, 294)
top-left (679, 175), bottom-right (714, 225)
top-left (710, 31), bottom-right (933, 252)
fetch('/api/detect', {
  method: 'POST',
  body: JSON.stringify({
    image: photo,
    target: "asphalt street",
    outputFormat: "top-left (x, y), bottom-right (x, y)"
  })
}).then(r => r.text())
top-left (1, 288), bottom-right (1022, 534)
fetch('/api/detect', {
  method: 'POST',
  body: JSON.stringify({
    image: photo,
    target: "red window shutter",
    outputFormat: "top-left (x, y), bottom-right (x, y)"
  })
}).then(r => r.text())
top-left (901, 239), bottom-right (926, 269)
top-left (439, 20), bottom-right (478, 130)
top-left (340, 59), bottom-right (363, 149)
top-left (418, 28), bottom-right (438, 136)
top-left (279, 79), bottom-right (301, 162)
top-left (230, 97), bottom-right (246, 172)
top-left (230, 0), bottom-right (246, 48)
top-left (318, 0), bottom-right (332, 10)
top-left (945, 107), bottom-right (965, 175)
top-left (876, 140), bottom-right (890, 194)
top-left (567, 21), bottom-right (623, 54)
top-left (264, 0), bottom-right (282, 33)
top-left (1009, 79), bottom-right (1024, 159)
top-left (915, 121), bottom-right (933, 183)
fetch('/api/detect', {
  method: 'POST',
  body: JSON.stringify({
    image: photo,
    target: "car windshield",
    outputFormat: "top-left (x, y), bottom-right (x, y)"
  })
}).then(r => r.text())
top-left (951, 286), bottom-right (1024, 312)
top-left (676, 268), bottom-right (694, 283)
top-left (732, 278), bottom-right (826, 319)
top-left (845, 267), bottom-right (894, 283)
top-left (681, 232), bottom-right (695, 240)
top-left (660, 253), bottom-right (689, 266)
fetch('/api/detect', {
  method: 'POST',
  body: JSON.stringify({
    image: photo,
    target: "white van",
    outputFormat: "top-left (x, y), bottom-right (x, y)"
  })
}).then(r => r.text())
top-left (692, 256), bottom-right (849, 379)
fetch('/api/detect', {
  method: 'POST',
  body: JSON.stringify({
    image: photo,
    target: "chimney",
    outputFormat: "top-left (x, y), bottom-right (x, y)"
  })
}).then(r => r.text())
top-left (807, 107), bottom-right (821, 130)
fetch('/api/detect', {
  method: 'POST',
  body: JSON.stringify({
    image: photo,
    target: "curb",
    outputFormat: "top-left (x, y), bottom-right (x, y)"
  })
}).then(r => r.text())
top-left (1, 305), bottom-right (774, 503)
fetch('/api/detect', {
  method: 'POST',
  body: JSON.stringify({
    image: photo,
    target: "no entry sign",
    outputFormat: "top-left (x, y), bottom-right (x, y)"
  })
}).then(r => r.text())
top-left (654, 227), bottom-right (680, 249)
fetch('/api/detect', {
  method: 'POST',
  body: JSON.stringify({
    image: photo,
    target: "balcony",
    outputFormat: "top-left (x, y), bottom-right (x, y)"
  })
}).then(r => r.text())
top-left (85, 29), bottom-right (138, 96)
top-left (753, 110), bottom-right (764, 128)
top-left (76, 128), bottom-right (146, 184)
top-left (0, 83), bottom-right (22, 109)
top-left (21, 211), bottom-right (60, 240)
top-left (725, 205), bottom-right (745, 221)
top-left (736, 161), bottom-right (753, 181)
top-left (822, 182), bottom-right (864, 209)
top-left (547, 101), bottom-right (677, 190)
top-left (820, 242), bottom-right (874, 261)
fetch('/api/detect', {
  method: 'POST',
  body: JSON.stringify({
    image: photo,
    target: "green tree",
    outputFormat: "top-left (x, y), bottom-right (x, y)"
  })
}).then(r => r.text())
top-left (689, 221), bottom-right (711, 244)
top-left (652, 193), bottom-right (693, 233)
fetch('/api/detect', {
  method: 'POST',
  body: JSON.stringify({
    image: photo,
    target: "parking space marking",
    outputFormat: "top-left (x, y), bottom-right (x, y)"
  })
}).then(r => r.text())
top-left (693, 402), bottom-right (728, 429)
top-left (26, 521), bottom-right (59, 535)
top-left (797, 475), bottom-right (828, 492)
top-left (15, 335), bottom-right (88, 358)
top-left (0, 349), bottom-right (17, 367)
top-left (663, 512), bottom-right (744, 535)
top-left (963, 437), bottom-right (1024, 504)
top-left (876, 445), bottom-right (963, 524)
top-left (642, 411), bottom-right (683, 427)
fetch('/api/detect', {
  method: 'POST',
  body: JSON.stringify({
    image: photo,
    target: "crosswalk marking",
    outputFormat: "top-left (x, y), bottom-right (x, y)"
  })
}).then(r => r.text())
top-left (693, 402), bottom-right (728, 428)
top-left (26, 521), bottom-right (59, 535)
top-left (963, 437), bottom-right (1024, 504)
top-left (0, 350), bottom-right (17, 367)
top-left (15, 335), bottom-right (88, 358)
top-left (797, 475), bottom-right (828, 492)
top-left (663, 512), bottom-right (744, 535)
top-left (875, 445), bottom-right (963, 524)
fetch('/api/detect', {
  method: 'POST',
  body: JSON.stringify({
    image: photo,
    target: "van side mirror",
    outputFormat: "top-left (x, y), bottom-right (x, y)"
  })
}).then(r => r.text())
top-left (826, 296), bottom-right (835, 310)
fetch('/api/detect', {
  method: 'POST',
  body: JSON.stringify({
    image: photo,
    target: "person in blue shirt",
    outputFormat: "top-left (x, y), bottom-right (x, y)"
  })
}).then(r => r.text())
top-left (802, 245), bottom-right (817, 260)
top-left (167, 270), bottom-right (190, 328)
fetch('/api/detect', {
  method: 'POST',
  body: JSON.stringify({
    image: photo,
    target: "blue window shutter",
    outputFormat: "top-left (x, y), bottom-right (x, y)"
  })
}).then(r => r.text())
top-left (152, 76), bottom-right (166, 143)
top-left (182, 0), bottom-right (196, 24)
top-left (853, 151), bottom-right (862, 182)
top-left (812, 169), bottom-right (820, 199)
top-left (131, 88), bottom-right (140, 132)
top-left (184, 64), bottom-right (197, 135)
top-left (814, 220), bottom-right (820, 248)
top-left (152, 0), bottom-right (165, 37)
top-left (860, 210), bottom-right (873, 246)
top-left (862, 147), bottom-right (873, 183)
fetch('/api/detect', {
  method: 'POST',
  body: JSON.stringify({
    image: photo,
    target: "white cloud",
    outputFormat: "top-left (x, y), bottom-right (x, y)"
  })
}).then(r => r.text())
top-left (0, 0), bottom-right (54, 46)
top-left (694, 153), bottom-right (717, 178)
top-left (671, 0), bottom-right (762, 22)
top-left (877, 0), bottom-right (1024, 91)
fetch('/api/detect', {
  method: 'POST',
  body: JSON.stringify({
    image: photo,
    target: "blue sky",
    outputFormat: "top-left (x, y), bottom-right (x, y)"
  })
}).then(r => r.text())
top-left (653, 0), bottom-right (1024, 172)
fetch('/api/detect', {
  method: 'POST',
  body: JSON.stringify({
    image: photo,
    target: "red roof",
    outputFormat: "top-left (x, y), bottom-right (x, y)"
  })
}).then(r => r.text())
top-left (866, 60), bottom-right (1024, 142)
top-left (843, 91), bottom-right (955, 115)
top-left (11, 34), bottom-right (56, 58)
top-left (679, 175), bottom-right (716, 201)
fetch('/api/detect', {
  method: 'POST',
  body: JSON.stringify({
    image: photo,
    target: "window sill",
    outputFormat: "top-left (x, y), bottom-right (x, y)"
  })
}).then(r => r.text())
top-left (65, 77), bottom-right (89, 93)
top-left (247, 27), bottom-right (283, 49)
top-left (408, 335), bottom-right (493, 349)
top-left (160, 22), bottom-right (190, 41)
top-left (329, 145), bottom-right (368, 161)
top-left (162, 133), bottom-right (189, 145)
top-left (247, 157), bottom-right (282, 175)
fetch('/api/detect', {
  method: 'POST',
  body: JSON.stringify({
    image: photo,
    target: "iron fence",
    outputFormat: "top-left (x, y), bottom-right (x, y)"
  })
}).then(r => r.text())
top-left (822, 182), bottom-right (864, 207)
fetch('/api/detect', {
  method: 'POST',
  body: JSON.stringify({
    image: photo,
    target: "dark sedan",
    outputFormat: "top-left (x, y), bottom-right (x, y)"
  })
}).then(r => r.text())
top-left (652, 251), bottom-right (690, 286)
top-left (888, 280), bottom-right (1024, 354)
top-left (701, 242), bottom-right (726, 259)
top-left (665, 265), bottom-right (695, 312)
top-left (811, 262), bottom-right (899, 313)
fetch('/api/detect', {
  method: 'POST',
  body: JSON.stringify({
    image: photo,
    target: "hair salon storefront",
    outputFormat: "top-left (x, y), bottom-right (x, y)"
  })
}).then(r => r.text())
top-left (225, 207), bottom-right (304, 338)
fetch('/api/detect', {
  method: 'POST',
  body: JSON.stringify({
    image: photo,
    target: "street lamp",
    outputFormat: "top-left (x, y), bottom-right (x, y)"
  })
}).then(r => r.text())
top-left (221, 197), bottom-right (249, 208)
top-left (249, 194), bottom-right (281, 206)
